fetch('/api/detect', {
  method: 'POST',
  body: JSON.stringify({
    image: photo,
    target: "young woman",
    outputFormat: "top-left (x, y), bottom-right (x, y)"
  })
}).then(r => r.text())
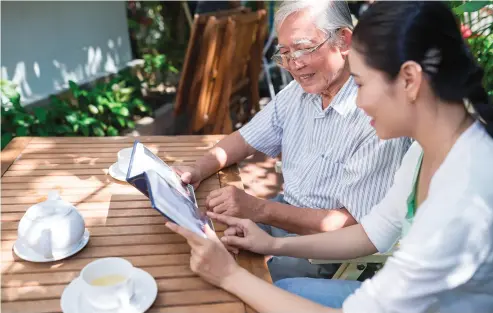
top-left (166, 2), bottom-right (493, 312)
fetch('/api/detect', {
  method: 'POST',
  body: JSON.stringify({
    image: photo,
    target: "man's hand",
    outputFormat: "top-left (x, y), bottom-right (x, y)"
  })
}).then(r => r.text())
top-left (208, 212), bottom-right (277, 255)
top-left (172, 164), bottom-right (203, 189)
top-left (206, 186), bottom-right (265, 222)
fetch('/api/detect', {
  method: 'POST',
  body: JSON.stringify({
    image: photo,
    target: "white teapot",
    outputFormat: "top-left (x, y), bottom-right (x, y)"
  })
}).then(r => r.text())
top-left (15, 191), bottom-right (89, 262)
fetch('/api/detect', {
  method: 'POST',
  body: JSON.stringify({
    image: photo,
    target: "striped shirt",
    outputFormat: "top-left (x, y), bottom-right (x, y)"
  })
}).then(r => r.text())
top-left (239, 77), bottom-right (411, 221)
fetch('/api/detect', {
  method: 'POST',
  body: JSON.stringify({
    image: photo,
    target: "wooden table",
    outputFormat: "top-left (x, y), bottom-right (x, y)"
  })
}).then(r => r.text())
top-left (1, 136), bottom-right (271, 313)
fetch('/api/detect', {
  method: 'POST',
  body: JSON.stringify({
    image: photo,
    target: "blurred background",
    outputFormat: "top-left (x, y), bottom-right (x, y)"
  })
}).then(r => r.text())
top-left (1, 1), bottom-right (491, 150)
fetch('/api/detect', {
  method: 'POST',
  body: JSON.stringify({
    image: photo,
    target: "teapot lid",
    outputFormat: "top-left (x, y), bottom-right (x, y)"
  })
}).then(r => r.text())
top-left (25, 191), bottom-right (74, 220)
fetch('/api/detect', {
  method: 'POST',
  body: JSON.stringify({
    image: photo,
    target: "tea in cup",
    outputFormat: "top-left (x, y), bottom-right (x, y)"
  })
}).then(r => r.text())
top-left (117, 148), bottom-right (133, 175)
top-left (79, 257), bottom-right (135, 310)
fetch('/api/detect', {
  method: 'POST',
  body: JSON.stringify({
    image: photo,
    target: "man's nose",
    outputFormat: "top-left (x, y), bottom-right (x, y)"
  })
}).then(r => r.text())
top-left (290, 58), bottom-right (305, 70)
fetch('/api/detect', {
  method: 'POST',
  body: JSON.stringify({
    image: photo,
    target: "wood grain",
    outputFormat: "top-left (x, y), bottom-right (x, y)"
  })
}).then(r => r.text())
top-left (1, 137), bottom-right (33, 176)
top-left (0, 136), bottom-right (270, 313)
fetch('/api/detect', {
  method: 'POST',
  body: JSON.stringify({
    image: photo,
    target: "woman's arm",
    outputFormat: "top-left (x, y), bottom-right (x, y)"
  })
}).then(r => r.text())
top-left (222, 267), bottom-right (341, 313)
top-left (272, 224), bottom-right (378, 260)
top-left (166, 221), bottom-right (341, 313)
top-left (213, 213), bottom-right (378, 260)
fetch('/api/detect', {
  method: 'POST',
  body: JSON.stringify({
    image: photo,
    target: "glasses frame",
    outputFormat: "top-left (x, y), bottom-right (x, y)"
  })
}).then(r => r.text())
top-left (271, 36), bottom-right (331, 68)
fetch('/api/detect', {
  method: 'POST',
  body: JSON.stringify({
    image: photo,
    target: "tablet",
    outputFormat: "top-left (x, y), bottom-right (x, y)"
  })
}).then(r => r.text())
top-left (144, 169), bottom-right (210, 237)
top-left (126, 141), bottom-right (197, 207)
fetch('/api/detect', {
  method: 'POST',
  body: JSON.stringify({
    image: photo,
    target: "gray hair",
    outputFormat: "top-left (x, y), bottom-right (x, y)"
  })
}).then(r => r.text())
top-left (274, 0), bottom-right (353, 44)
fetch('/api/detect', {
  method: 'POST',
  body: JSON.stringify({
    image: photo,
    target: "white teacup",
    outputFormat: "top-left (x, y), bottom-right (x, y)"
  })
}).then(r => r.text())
top-left (117, 148), bottom-right (133, 175)
top-left (80, 257), bottom-right (135, 310)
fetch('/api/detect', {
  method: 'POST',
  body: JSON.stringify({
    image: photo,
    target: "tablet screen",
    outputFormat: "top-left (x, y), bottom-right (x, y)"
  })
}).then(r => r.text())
top-left (127, 141), bottom-right (198, 206)
top-left (145, 169), bottom-right (210, 237)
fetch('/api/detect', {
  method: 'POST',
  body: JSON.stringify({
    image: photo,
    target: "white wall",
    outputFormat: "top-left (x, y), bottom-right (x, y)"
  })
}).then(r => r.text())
top-left (1, 1), bottom-right (133, 105)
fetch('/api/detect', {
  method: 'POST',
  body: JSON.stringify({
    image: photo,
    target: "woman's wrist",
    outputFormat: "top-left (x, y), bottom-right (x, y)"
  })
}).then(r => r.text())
top-left (270, 236), bottom-right (285, 256)
top-left (220, 265), bottom-right (249, 292)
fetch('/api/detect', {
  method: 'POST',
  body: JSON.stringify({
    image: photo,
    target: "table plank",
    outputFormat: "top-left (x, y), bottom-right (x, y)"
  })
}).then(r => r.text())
top-left (1, 137), bottom-right (33, 176)
top-left (0, 136), bottom-right (269, 313)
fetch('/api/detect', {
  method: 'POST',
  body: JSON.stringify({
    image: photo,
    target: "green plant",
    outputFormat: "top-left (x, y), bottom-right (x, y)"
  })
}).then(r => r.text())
top-left (142, 52), bottom-right (179, 88)
top-left (1, 71), bottom-right (153, 150)
top-left (450, 1), bottom-right (493, 98)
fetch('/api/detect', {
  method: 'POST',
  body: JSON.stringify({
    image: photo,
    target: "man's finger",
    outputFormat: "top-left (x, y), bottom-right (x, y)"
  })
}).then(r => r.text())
top-left (211, 203), bottom-right (228, 214)
top-left (180, 171), bottom-right (193, 184)
top-left (206, 187), bottom-right (226, 201)
top-left (221, 235), bottom-right (248, 249)
top-left (206, 194), bottom-right (226, 210)
top-left (207, 211), bottom-right (243, 226)
top-left (165, 222), bottom-right (203, 245)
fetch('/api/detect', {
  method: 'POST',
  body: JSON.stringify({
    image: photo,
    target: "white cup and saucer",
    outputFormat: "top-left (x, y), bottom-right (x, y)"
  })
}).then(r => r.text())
top-left (61, 257), bottom-right (158, 313)
top-left (108, 148), bottom-right (133, 182)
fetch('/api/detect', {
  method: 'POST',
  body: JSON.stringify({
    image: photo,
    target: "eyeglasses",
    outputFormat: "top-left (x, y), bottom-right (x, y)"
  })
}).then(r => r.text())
top-left (271, 37), bottom-right (330, 68)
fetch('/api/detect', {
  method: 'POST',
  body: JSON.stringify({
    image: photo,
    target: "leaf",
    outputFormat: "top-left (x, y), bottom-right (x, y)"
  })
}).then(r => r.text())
top-left (15, 126), bottom-right (29, 136)
top-left (453, 1), bottom-right (491, 14)
top-left (33, 107), bottom-right (48, 123)
top-left (66, 113), bottom-right (78, 124)
top-left (127, 121), bottom-right (135, 129)
top-left (81, 125), bottom-right (89, 136)
top-left (106, 126), bottom-right (119, 136)
top-left (1, 132), bottom-right (13, 149)
top-left (73, 124), bottom-right (79, 132)
top-left (81, 117), bottom-right (97, 125)
top-left (168, 65), bottom-right (179, 73)
top-left (88, 104), bottom-right (99, 114)
top-left (116, 116), bottom-right (126, 127)
top-left (13, 115), bottom-right (29, 127)
top-left (116, 107), bottom-right (130, 117)
top-left (93, 126), bottom-right (105, 137)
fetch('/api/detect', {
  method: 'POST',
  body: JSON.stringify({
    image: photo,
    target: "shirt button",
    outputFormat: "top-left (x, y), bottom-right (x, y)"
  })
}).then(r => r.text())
top-left (321, 154), bottom-right (325, 158)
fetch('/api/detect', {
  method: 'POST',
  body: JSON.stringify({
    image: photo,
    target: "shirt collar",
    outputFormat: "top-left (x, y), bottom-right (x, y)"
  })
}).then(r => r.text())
top-left (301, 76), bottom-right (358, 116)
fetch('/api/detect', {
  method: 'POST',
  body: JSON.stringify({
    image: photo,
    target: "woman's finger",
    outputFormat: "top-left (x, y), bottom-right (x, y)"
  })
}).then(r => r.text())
top-left (165, 222), bottom-right (204, 246)
top-left (224, 226), bottom-right (239, 236)
top-left (207, 211), bottom-right (243, 226)
top-left (221, 235), bottom-right (248, 249)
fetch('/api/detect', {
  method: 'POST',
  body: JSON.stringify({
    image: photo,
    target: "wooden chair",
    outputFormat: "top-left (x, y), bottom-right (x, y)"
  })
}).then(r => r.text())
top-left (309, 245), bottom-right (398, 280)
top-left (174, 7), bottom-right (251, 118)
top-left (210, 10), bottom-right (268, 134)
top-left (174, 8), bottom-right (267, 135)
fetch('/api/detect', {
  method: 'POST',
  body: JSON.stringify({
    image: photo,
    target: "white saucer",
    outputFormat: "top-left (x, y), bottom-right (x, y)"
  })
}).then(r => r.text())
top-left (13, 229), bottom-right (90, 263)
top-left (109, 163), bottom-right (128, 182)
top-left (61, 267), bottom-right (158, 313)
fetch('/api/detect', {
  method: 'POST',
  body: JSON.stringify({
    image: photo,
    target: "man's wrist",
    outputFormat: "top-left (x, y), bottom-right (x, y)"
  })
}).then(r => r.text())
top-left (252, 199), bottom-right (272, 224)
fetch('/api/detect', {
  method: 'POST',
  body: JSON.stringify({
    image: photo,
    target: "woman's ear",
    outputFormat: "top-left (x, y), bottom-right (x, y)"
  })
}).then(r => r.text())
top-left (399, 61), bottom-right (423, 103)
top-left (339, 28), bottom-right (353, 57)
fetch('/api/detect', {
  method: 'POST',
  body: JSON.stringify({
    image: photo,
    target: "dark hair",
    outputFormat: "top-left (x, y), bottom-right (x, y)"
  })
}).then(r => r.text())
top-left (352, 1), bottom-right (493, 137)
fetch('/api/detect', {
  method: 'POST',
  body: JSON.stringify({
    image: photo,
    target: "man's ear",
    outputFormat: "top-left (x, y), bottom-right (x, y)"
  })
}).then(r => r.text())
top-left (399, 61), bottom-right (423, 103)
top-left (339, 28), bottom-right (352, 57)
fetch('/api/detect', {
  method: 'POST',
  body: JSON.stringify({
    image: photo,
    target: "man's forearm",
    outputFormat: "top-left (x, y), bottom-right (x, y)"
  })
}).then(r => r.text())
top-left (222, 267), bottom-right (340, 313)
top-left (259, 200), bottom-right (358, 235)
top-left (195, 131), bottom-right (256, 180)
top-left (270, 224), bottom-right (378, 260)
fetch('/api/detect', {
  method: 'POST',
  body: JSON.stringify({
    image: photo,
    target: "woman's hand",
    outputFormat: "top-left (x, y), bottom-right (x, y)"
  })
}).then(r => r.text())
top-left (207, 212), bottom-right (277, 255)
top-left (165, 222), bottom-right (241, 288)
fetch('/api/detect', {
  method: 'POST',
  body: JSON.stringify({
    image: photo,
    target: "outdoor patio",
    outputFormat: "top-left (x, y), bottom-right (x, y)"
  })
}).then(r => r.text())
top-left (1, 1), bottom-right (491, 312)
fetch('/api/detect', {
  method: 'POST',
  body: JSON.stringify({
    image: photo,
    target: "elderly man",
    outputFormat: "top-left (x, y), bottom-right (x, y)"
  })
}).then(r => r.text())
top-left (175, 0), bottom-right (410, 281)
